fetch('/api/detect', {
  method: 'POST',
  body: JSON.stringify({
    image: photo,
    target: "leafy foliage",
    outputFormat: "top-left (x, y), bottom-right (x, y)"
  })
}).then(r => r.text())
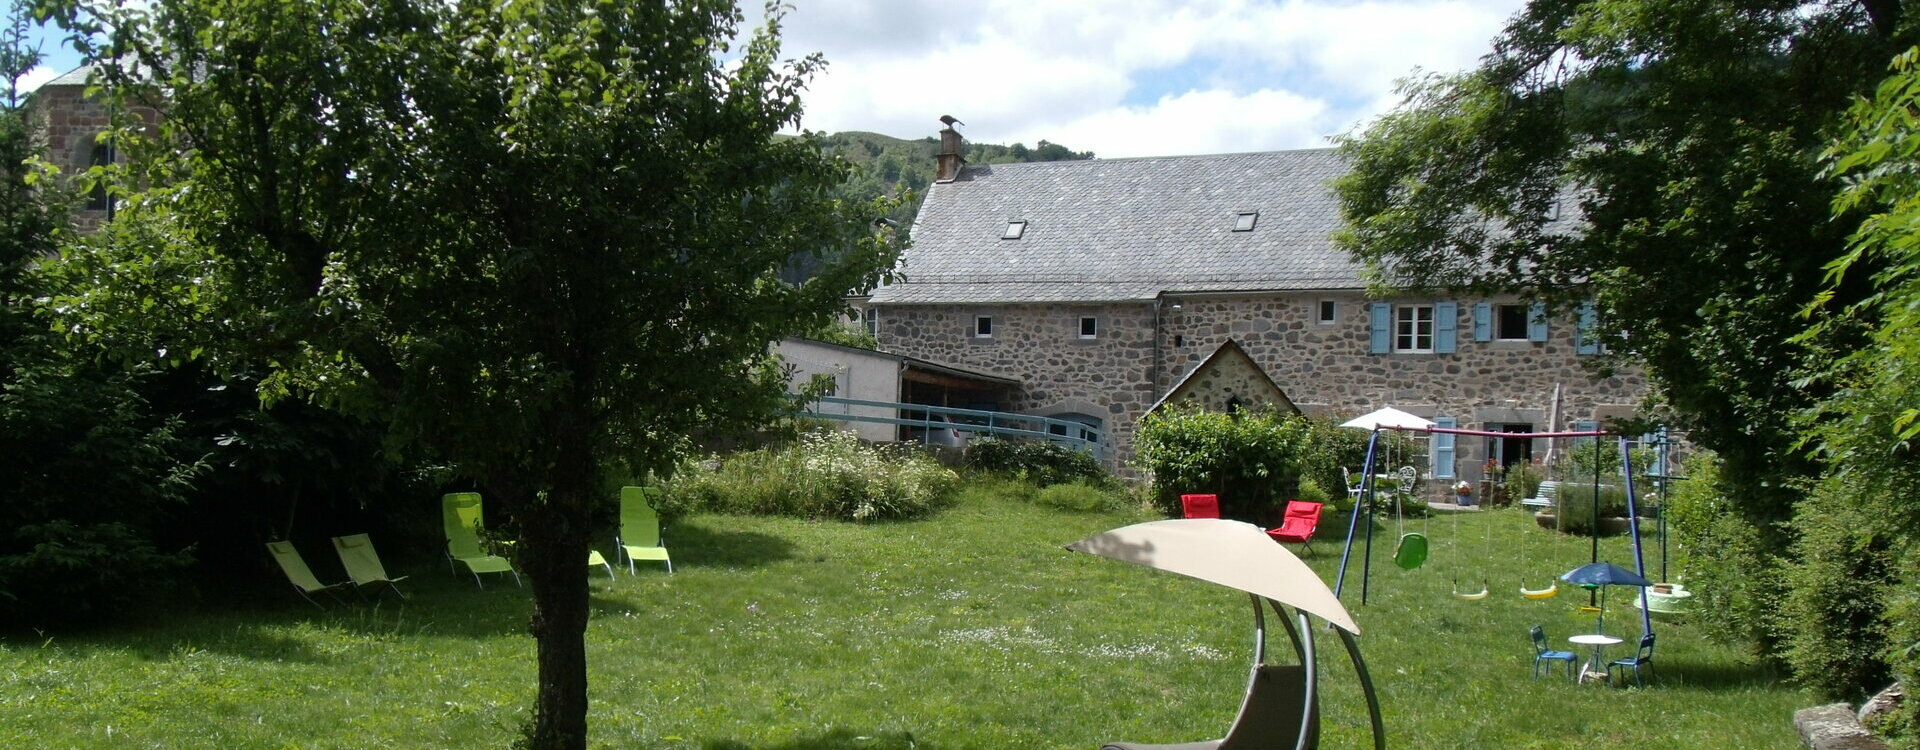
top-left (963, 438), bottom-right (1107, 488)
top-left (1133, 407), bottom-right (1377, 522)
top-left (815, 132), bottom-right (1093, 232)
top-left (0, 13), bottom-right (205, 627)
top-left (662, 429), bottom-right (957, 522)
top-left (1662, 453), bottom-right (1784, 659)
top-left (42, 0), bottom-right (905, 745)
top-left (1334, 0), bottom-right (1915, 675)
top-left (1785, 45), bottom-right (1920, 725)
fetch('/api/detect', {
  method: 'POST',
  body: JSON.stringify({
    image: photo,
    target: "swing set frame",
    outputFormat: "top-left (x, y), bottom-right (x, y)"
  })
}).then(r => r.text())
top-left (1332, 423), bottom-right (1656, 635)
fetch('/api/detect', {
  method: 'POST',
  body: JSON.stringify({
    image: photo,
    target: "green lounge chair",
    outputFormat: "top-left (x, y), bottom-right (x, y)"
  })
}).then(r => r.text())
top-left (617, 486), bottom-right (672, 574)
top-left (441, 492), bottom-right (521, 588)
top-left (265, 540), bottom-right (351, 609)
top-left (330, 533), bottom-right (409, 600)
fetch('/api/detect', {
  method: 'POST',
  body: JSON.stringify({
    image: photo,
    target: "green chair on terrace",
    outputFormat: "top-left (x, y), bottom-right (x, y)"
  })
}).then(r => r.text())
top-left (442, 491), bottom-right (521, 588)
top-left (266, 540), bottom-right (351, 609)
top-left (330, 533), bottom-right (408, 600)
top-left (617, 486), bottom-right (673, 575)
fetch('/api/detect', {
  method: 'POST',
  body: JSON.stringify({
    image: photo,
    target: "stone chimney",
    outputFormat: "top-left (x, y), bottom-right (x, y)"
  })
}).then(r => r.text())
top-left (935, 124), bottom-right (965, 182)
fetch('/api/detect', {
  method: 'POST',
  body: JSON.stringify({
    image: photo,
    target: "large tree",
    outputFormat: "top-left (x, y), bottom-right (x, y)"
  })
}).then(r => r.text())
top-left (1335, 0), bottom-right (1912, 652)
top-left (45, 0), bottom-right (900, 746)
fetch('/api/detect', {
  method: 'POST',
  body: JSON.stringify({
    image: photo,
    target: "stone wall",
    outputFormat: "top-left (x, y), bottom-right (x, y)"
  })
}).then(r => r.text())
top-left (873, 291), bottom-right (1646, 477)
top-left (26, 82), bottom-right (159, 235)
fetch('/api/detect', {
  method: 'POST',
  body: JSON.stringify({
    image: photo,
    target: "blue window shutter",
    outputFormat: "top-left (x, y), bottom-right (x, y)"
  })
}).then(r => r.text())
top-left (1576, 302), bottom-right (1600, 355)
top-left (1433, 416), bottom-right (1457, 478)
top-left (1528, 302), bottom-right (1548, 342)
top-left (1369, 302), bottom-right (1391, 354)
top-left (1435, 301), bottom-right (1458, 353)
top-left (1472, 302), bottom-right (1491, 342)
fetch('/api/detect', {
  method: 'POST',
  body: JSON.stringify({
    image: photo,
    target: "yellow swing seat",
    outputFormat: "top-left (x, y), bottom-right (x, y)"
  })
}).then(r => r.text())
top-left (1520, 582), bottom-right (1559, 599)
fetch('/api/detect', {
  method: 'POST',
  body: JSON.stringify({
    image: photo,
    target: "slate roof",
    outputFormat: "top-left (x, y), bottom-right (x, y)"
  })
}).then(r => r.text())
top-left (44, 65), bottom-right (95, 88)
top-left (869, 148), bottom-right (1363, 305)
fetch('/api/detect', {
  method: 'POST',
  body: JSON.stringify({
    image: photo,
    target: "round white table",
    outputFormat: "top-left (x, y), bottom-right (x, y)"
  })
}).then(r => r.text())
top-left (1568, 634), bottom-right (1623, 684)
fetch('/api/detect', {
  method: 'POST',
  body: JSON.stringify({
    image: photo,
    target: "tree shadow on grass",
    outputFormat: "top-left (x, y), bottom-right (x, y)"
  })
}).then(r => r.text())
top-left (1644, 657), bottom-right (1791, 690)
top-left (702, 728), bottom-right (930, 750)
top-left (666, 524), bottom-right (797, 570)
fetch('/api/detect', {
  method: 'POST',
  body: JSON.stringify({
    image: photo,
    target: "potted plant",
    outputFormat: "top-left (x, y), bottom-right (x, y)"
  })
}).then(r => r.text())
top-left (1453, 480), bottom-right (1474, 506)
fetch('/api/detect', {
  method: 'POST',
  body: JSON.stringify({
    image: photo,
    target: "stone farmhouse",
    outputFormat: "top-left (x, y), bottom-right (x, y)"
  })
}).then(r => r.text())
top-left (855, 128), bottom-right (1648, 484)
top-left (25, 65), bottom-right (148, 234)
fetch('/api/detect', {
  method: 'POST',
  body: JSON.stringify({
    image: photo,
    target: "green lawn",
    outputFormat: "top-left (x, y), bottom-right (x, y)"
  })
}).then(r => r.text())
top-left (0, 489), bottom-right (1810, 749)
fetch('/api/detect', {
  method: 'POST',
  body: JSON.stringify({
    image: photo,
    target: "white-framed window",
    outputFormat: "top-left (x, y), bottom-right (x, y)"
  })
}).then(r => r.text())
top-left (1395, 304), bottom-right (1434, 353)
top-left (863, 308), bottom-right (879, 338)
top-left (973, 315), bottom-right (994, 338)
top-left (1078, 316), bottom-right (1098, 339)
top-left (1317, 299), bottom-right (1337, 325)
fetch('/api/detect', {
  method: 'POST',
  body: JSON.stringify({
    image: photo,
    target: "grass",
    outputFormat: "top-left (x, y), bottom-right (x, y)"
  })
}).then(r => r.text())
top-left (0, 487), bottom-right (1811, 749)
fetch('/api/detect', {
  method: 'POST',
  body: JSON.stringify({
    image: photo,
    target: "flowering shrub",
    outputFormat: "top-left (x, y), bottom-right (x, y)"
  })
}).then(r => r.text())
top-left (663, 429), bottom-right (957, 522)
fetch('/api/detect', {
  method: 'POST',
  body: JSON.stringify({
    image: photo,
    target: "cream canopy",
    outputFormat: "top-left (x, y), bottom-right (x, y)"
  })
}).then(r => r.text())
top-left (1066, 518), bottom-right (1360, 634)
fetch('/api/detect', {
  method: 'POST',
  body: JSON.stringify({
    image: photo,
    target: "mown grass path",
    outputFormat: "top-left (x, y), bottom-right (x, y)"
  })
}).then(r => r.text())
top-left (0, 490), bottom-right (1807, 748)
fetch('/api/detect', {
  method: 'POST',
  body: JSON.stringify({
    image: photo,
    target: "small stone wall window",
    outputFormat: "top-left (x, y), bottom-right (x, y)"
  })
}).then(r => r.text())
top-left (1316, 299), bottom-right (1336, 325)
top-left (862, 308), bottom-right (879, 338)
top-left (85, 140), bottom-right (112, 211)
top-left (1078, 316), bottom-right (1098, 339)
top-left (973, 315), bottom-right (994, 338)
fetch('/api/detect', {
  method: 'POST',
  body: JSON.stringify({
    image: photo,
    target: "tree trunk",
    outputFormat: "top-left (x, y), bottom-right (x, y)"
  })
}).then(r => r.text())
top-left (519, 459), bottom-right (596, 750)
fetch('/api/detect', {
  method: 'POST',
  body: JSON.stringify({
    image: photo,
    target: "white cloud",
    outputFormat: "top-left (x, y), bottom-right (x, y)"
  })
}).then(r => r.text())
top-left (770, 0), bottom-right (1524, 155)
top-left (1042, 88), bottom-right (1335, 158)
top-left (14, 65), bottom-right (61, 96)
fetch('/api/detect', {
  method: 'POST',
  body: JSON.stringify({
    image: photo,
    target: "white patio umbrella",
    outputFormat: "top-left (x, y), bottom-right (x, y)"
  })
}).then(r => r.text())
top-left (1339, 407), bottom-right (1435, 431)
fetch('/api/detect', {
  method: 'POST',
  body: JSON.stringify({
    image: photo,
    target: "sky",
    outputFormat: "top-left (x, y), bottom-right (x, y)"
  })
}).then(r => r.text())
top-left (18, 0), bottom-right (1528, 158)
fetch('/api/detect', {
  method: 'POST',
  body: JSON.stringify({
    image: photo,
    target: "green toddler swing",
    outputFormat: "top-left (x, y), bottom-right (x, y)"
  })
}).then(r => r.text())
top-left (1391, 466), bottom-right (1428, 570)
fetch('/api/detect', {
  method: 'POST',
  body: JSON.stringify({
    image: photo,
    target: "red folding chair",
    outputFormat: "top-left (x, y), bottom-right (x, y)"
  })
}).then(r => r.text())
top-left (1180, 493), bottom-right (1220, 519)
top-left (1267, 500), bottom-right (1323, 553)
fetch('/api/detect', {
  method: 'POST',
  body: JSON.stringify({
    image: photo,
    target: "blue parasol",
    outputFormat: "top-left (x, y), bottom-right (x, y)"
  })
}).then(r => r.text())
top-left (1561, 562), bottom-right (1651, 633)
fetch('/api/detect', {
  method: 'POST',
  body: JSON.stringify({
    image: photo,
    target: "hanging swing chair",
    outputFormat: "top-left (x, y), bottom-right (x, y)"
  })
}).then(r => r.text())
top-left (1451, 497), bottom-right (1489, 600)
top-left (1519, 477), bottom-right (1559, 599)
top-left (1393, 533), bottom-right (1428, 570)
top-left (1390, 466), bottom-right (1428, 570)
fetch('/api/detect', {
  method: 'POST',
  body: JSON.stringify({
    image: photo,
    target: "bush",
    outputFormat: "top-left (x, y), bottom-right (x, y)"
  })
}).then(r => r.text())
top-left (1664, 452), bottom-right (1786, 658)
top-left (662, 429), bottom-right (957, 522)
top-left (1134, 406), bottom-right (1308, 522)
top-left (1031, 481), bottom-right (1125, 513)
top-left (1782, 472), bottom-right (1899, 698)
top-left (1503, 461), bottom-right (1545, 505)
top-left (1551, 483), bottom-right (1634, 535)
top-left (964, 438), bottom-right (1107, 487)
top-left (1295, 477), bottom-right (1333, 508)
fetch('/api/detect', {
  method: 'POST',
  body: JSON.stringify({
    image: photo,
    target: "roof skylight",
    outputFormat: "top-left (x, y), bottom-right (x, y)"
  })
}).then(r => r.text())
top-left (1234, 212), bottom-right (1259, 232)
top-left (1003, 220), bottom-right (1027, 240)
